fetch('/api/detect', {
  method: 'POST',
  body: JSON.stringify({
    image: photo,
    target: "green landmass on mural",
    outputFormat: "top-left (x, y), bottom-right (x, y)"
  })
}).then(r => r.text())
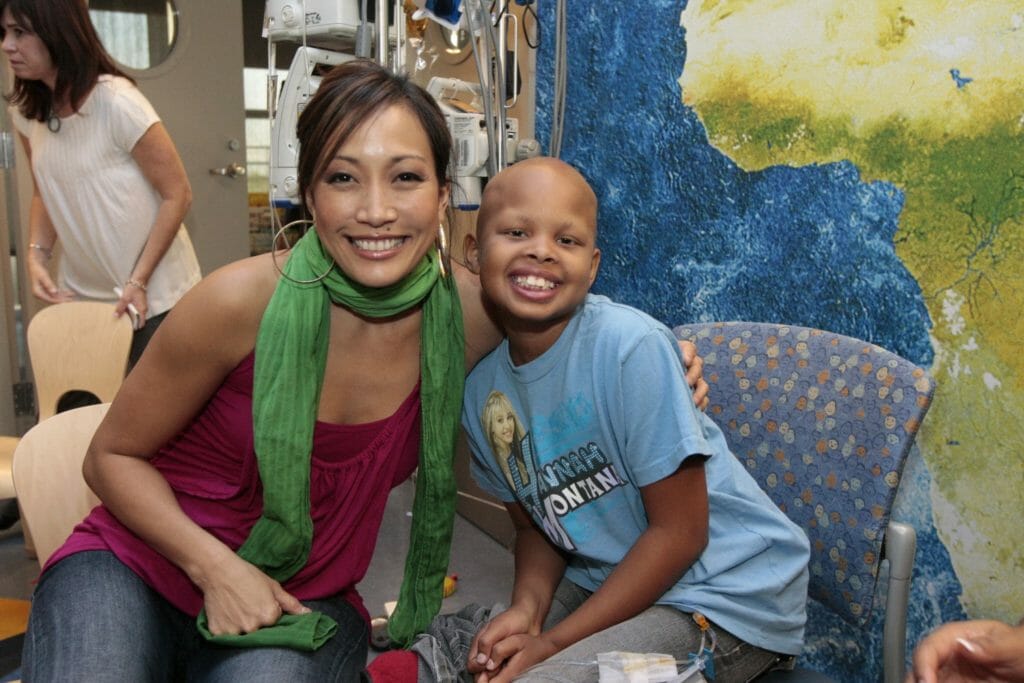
top-left (679, 0), bottom-right (1024, 619)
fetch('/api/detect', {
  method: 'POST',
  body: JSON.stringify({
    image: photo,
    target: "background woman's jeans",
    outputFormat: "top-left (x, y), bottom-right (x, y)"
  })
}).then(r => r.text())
top-left (22, 551), bottom-right (369, 682)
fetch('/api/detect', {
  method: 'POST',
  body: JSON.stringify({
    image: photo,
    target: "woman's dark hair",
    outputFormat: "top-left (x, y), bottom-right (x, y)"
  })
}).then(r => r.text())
top-left (1, 0), bottom-right (132, 121)
top-left (296, 59), bottom-right (452, 206)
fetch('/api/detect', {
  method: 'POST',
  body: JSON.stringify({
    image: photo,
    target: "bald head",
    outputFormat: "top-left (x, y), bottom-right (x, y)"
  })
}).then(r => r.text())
top-left (477, 157), bottom-right (598, 233)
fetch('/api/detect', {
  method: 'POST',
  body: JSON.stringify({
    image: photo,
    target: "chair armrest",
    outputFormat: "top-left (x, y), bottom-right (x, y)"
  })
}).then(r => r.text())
top-left (883, 520), bottom-right (917, 683)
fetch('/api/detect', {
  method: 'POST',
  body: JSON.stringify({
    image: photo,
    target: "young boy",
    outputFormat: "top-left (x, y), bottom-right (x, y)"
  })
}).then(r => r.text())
top-left (459, 157), bottom-right (810, 682)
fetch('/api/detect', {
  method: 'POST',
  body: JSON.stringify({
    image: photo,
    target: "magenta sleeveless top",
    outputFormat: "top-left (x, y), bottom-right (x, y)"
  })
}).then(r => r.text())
top-left (46, 352), bottom-right (421, 623)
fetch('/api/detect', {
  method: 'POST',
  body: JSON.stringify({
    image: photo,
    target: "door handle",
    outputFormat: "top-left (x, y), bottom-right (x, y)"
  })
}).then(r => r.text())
top-left (209, 162), bottom-right (246, 178)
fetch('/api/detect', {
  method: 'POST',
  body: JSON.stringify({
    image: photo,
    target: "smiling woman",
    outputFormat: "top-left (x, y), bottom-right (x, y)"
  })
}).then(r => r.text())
top-left (15, 58), bottom-right (503, 681)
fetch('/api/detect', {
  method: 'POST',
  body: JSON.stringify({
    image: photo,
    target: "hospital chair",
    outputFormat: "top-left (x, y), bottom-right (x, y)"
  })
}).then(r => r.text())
top-left (27, 301), bottom-right (134, 421)
top-left (11, 403), bottom-right (107, 567)
top-left (0, 436), bottom-right (18, 507)
top-left (14, 302), bottom-right (131, 555)
top-left (673, 321), bottom-right (934, 683)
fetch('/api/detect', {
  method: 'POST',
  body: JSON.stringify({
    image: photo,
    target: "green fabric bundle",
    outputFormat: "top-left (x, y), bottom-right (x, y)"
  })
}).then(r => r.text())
top-left (198, 229), bottom-right (465, 651)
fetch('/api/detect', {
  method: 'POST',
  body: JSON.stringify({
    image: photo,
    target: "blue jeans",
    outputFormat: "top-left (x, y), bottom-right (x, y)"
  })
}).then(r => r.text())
top-left (23, 551), bottom-right (369, 682)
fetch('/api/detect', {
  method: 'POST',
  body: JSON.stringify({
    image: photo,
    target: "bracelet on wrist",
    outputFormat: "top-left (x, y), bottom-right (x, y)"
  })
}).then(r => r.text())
top-left (125, 278), bottom-right (147, 292)
top-left (28, 243), bottom-right (52, 259)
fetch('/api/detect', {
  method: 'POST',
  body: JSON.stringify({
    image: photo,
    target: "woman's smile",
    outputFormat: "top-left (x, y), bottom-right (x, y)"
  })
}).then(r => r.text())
top-left (349, 236), bottom-right (408, 255)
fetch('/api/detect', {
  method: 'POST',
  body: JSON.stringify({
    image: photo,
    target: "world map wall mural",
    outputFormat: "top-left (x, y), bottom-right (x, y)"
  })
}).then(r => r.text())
top-left (533, 1), bottom-right (1023, 679)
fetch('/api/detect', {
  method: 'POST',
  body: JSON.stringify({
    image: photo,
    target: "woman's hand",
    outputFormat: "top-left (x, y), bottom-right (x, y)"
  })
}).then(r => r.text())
top-left (678, 339), bottom-right (709, 410)
top-left (21, 136), bottom-right (74, 304)
top-left (115, 282), bottom-right (148, 329)
top-left (908, 619), bottom-right (1024, 683)
top-left (26, 251), bottom-right (73, 304)
top-left (198, 553), bottom-right (310, 636)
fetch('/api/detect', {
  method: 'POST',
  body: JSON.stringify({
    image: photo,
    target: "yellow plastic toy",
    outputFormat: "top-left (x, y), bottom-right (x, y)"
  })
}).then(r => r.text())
top-left (443, 574), bottom-right (458, 598)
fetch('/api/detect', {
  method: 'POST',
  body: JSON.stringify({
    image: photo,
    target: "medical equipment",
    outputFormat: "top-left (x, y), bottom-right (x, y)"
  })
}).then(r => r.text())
top-left (549, 0), bottom-right (568, 158)
top-left (428, 77), bottom-right (531, 210)
top-left (511, 652), bottom-right (707, 683)
top-left (409, 0), bottom-right (463, 31)
top-left (265, 0), bottom-right (363, 48)
top-left (597, 652), bottom-right (706, 683)
top-left (263, 0), bottom-right (536, 209)
top-left (436, 0), bottom-right (539, 206)
top-left (269, 47), bottom-right (358, 205)
top-left (265, 0), bottom-right (403, 63)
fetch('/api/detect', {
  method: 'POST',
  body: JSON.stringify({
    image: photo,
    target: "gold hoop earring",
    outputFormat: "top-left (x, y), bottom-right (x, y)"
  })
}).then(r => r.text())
top-left (436, 223), bottom-right (450, 278)
top-left (270, 218), bottom-right (336, 285)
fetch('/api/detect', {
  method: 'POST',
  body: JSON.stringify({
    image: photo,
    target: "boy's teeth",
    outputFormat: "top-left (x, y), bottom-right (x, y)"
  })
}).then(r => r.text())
top-left (513, 275), bottom-right (556, 290)
top-left (353, 237), bottom-right (404, 251)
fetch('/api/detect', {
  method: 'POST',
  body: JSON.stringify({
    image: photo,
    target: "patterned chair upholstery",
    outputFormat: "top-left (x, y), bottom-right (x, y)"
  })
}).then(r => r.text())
top-left (673, 322), bottom-right (935, 683)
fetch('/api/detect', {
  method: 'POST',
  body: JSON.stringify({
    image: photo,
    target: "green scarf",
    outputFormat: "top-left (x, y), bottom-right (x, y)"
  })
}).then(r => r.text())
top-left (197, 229), bottom-right (464, 650)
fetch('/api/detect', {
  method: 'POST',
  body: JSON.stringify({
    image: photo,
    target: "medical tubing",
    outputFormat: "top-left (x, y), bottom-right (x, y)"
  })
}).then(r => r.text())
top-left (550, 0), bottom-right (567, 158)
top-left (522, 1), bottom-right (540, 49)
top-left (511, 657), bottom-right (707, 683)
top-left (482, 0), bottom-right (508, 169)
top-left (356, 0), bottom-right (372, 57)
top-left (266, 24), bottom-right (282, 217)
top-left (467, 1), bottom-right (499, 176)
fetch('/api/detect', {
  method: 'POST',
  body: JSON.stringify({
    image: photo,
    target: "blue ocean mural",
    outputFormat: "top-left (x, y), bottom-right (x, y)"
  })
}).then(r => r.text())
top-left (526, 0), bottom-right (1024, 678)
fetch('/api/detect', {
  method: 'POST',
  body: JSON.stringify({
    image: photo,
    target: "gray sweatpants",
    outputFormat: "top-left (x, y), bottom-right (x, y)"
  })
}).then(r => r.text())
top-left (411, 577), bottom-right (791, 682)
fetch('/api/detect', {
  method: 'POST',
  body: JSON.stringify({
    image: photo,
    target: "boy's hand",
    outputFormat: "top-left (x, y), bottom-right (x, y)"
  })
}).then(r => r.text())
top-left (468, 606), bottom-right (534, 675)
top-left (678, 340), bottom-right (709, 410)
top-left (473, 633), bottom-right (560, 682)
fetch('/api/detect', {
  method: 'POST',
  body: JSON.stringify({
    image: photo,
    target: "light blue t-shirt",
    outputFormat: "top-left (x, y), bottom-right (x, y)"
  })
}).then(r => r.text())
top-left (463, 294), bottom-right (810, 655)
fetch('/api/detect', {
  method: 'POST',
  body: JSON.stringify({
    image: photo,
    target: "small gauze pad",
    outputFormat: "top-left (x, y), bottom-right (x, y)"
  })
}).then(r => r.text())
top-left (596, 651), bottom-right (706, 683)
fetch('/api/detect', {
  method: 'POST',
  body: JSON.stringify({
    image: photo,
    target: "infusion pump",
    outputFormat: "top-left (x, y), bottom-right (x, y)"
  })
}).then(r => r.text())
top-left (269, 47), bottom-right (357, 205)
top-left (264, 0), bottom-right (362, 45)
top-left (433, 97), bottom-right (521, 210)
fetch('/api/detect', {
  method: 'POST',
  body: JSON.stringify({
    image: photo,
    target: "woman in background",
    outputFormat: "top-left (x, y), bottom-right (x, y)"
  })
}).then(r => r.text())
top-left (1, 0), bottom-right (200, 369)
